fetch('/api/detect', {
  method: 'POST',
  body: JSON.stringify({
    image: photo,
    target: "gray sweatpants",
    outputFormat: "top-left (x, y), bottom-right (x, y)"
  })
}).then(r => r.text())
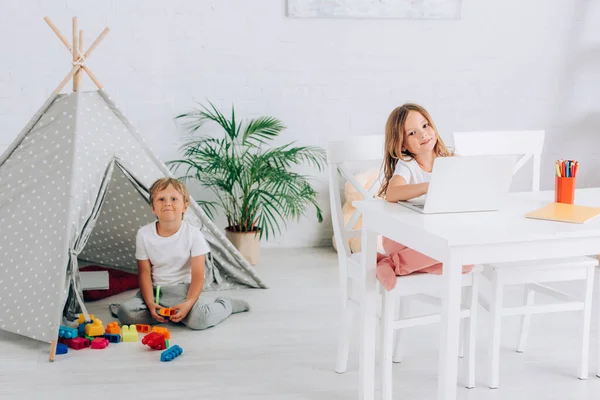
top-left (117, 283), bottom-right (232, 330)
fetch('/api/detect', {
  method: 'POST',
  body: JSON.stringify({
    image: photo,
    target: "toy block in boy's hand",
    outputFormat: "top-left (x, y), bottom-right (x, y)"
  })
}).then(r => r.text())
top-left (77, 313), bottom-right (95, 324)
top-left (160, 345), bottom-right (183, 362)
top-left (151, 326), bottom-right (171, 339)
top-left (157, 307), bottom-right (177, 318)
top-left (58, 325), bottom-right (78, 339)
top-left (65, 337), bottom-right (91, 350)
top-left (91, 337), bottom-right (109, 350)
top-left (85, 319), bottom-right (105, 337)
top-left (104, 333), bottom-right (121, 343)
top-left (141, 332), bottom-right (166, 350)
top-left (121, 325), bottom-right (139, 342)
top-left (135, 324), bottom-right (151, 333)
top-left (105, 322), bottom-right (120, 335)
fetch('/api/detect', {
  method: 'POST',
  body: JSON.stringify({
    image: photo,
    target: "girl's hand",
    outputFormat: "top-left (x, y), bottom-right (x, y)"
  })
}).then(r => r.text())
top-left (148, 302), bottom-right (167, 323)
top-left (170, 300), bottom-right (194, 323)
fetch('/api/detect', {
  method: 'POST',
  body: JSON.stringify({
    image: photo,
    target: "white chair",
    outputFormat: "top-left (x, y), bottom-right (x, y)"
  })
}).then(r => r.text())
top-left (453, 130), bottom-right (598, 388)
top-left (327, 135), bottom-right (481, 399)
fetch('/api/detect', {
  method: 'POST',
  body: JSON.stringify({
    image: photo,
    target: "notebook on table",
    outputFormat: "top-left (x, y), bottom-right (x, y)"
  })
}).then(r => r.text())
top-left (525, 203), bottom-right (600, 224)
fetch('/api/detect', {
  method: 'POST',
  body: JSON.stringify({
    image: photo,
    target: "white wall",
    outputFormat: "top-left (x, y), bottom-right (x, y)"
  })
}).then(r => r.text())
top-left (1, 0), bottom-right (599, 247)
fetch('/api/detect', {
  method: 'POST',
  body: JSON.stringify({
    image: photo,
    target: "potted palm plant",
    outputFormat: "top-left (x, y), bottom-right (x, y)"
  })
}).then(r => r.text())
top-left (167, 101), bottom-right (326, 265)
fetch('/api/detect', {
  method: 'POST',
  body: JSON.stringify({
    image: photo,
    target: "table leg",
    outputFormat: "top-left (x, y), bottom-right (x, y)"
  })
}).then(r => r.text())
top-left (437, 252), bottom-right (463, 400)
top-left (359, 228), bottom-right (378, 400)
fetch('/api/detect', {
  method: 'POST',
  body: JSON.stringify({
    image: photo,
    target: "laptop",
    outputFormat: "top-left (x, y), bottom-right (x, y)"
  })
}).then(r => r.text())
top-left (398, 155), bottom-right (517, 214)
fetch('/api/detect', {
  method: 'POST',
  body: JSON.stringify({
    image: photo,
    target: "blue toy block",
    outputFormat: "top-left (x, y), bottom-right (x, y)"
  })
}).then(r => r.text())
top-left (78, 321), bottom-right (92, 337)
top-left (160, 345), bottom-right (183, 362)
top-left (56, 343), bottom-right (68, 355)
top-left (104, 333), bottom-right (121, 343)
top-left (59, 325), bottom-right (78, 339)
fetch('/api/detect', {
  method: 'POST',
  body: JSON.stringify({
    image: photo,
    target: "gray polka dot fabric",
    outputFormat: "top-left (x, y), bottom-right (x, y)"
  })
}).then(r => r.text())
top-left (0, 90), bottom-right (266, 343)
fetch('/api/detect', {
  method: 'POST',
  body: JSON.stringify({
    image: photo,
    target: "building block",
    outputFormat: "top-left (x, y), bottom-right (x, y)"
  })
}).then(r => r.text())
top-left (165, 339), bottom-right (169, 349)
top-left (85, 319), bottom-right (105, 337)
top-left (58, 325), bottom-right (78, 339)
top-left (121, 325), bottom-right (138, 342)
top-left (78, 313), bottom-right (95, 324)
top-left (142, 332), bottom-right (166, 350)
top-left (66, 337), bottom-right (91, 350)
top-left (151, 326), bottom-right (170, 339)
top-left (91, 338), bottom-right (109, 349)
top-left (160, 345), bottom-right (183, 362)
top-left (56, 343), bottom-right (68, 355)
top-left (105, 322), bottom-right (120, 335)
top-left (157, 307), bottom-right (177, 318)
top-left (78, 321), bottom-right (92, 337)
top-left (104, 333), bottom-right (121, 343)
top-left (135, 324), bottom-right (151, 333)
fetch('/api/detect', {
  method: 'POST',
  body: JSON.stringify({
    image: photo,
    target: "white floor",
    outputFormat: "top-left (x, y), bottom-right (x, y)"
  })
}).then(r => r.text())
top-left (1, 247), bottom-right (600, 399)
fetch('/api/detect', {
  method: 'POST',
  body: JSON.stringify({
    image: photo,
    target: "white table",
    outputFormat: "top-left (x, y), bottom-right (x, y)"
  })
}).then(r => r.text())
top-left (354, 188), bottom-right (600, 400)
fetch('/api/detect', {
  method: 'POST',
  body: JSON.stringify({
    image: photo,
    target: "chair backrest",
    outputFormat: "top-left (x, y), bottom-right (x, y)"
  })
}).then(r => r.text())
top-left (327, 135), bottom-right (384, 259)
top-left (453, 130), bottom-right (545, 191)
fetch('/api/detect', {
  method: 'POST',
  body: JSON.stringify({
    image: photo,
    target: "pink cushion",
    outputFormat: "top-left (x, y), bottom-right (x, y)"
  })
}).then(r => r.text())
top-left (80, 265), bottom-right (138, 301)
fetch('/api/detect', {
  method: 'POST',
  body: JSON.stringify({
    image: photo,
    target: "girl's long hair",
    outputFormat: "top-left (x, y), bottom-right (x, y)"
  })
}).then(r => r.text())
top-left (378, 103), bottom-right (452, 197)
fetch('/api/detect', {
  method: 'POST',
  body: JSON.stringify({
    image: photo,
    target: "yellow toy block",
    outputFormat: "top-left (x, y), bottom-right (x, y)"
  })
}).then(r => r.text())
top-left (151, 326), bottom-right (171, 340)
top-left (85, 318), bottom-right (105, 337)
top-left (105, 322), bottom-right (120, 335)
top-left (78, 313), bottom-right (95, 324)
top-left (122, 325), bottom-right (139, 342)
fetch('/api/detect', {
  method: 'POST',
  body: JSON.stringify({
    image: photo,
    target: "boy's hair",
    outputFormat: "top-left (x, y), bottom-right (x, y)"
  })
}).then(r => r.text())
top-left (149, 178), bottom-right (190, 206)
top-left (378, 103), bottom-right (453, 197)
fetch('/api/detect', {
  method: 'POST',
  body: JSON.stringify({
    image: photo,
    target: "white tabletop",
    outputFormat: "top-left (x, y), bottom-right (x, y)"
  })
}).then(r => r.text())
top-left (354, 188), bottom-right (600, 247)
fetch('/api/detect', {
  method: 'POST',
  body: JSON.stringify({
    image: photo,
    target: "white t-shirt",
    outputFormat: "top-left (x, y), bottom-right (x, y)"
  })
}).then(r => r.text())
top-left (135, 220), bottom-right (210, 286)
top-left (393, 158), bottom-right (432, 184)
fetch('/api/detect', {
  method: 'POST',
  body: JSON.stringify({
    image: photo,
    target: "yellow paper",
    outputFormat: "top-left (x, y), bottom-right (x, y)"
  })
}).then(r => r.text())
top-left (526, 203), bottom-right (600, 224)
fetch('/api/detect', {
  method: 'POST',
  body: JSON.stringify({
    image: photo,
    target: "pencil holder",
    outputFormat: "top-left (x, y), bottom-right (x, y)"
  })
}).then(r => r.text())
top-left (555, 176), bottom-right (575, 204)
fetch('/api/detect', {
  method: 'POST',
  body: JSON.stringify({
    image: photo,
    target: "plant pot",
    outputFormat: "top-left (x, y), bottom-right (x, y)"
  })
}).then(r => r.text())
top-left (225, 227), bottom-right (261, 265)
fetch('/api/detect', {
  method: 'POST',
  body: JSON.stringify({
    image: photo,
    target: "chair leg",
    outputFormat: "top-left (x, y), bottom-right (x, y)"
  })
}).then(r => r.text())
top-left (336, 305), bottom-right (354, 374)
top-left (465, 274), bottom-right (479, 389)
top-left (517, 285), bottom-right (535, 353)
top-left (381, 290), bottom-right (395, 400)
top-left (392, 298), bottom-right (409, 363)
top-left (578, 266), bottom-right (595, 380)
top-left (488, 274), bottom-right (503, 389)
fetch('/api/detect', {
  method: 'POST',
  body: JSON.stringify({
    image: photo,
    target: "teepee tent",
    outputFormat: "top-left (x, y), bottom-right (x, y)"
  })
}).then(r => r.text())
top-left (0, 17), bottom-right (266, 357)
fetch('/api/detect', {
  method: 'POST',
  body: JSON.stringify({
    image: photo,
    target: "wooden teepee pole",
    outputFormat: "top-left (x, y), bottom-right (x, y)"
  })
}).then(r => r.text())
top-left (43, 16), bottom-right (109, 94)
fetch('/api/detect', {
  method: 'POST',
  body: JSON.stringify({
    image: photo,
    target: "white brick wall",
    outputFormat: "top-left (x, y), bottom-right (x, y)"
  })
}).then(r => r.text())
top-left (1, 0), bottom-right (600, 247)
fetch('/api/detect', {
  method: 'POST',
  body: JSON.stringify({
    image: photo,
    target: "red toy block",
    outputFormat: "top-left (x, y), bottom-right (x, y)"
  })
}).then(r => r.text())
top-left (91, 338), bottom-right (109, 349)
top-left (66, 337), bottom-right (91, 350)
top-left (142, 332), bottom-right (166, 350)
top-left (151, 326), bottom-right (170, 340)
top-left (135, 324), bottom-right (151, 333)
top-left (105, 322), bottom-right (120, 335)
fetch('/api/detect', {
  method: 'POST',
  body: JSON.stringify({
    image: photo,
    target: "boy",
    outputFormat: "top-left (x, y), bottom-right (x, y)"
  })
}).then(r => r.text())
top-left (115, 178), bottom-right (250, 329)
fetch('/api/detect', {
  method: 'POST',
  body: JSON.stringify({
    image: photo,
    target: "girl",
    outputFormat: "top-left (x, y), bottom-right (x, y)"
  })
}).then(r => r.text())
top-left (376, 103), bottom-right (472, 290)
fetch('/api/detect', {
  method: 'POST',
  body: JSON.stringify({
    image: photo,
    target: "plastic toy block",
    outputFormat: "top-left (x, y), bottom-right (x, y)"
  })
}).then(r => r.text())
top-left (157, 307), bottom-right (177, 318)
top-left (56, 343), bottom-right (68, 355)
top-left (142, 332), bottom-right (166, 350)
top-left (66, 337), bottom-right (90, 350)
top-left (104, 333), bottom-right (121, 343)
top-left (121, 325), bottom-right (138, 342)
top-left (135, 324), bottom-right (151, 333)
top-left (160, 345), bottom-right (183, 362)
top-left (105, 322), bottom-right (120, 335)
top-left (58, 337), bottom-right (70, 345)
top-left (151, 326), bottom-right (170, 340)
top-left (58, 325), bottom-right (78, 339)
top-left (85, 319), bottom-right (105, 337)
top-left (77, 313), bottom-right (95, 324)
top-left (78, 322), bottom-right (91, 337)
top-left (164, 339), bottom-right (169, 349)
top-left (91, 338), bottom-right (109, 349)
